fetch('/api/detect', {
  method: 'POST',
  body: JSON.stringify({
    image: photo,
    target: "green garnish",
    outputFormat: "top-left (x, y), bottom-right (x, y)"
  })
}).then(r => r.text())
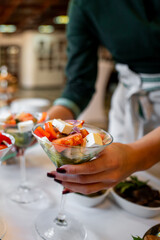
top-left (132, 236), bottom-right (143, 240)
top-left (115, 176), bottom-right (149, 194)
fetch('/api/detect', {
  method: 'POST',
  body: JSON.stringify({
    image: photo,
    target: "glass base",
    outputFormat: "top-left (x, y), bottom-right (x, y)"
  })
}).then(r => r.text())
top-left (8, 185), bottom-right (46, 204)
top-left (35, 208), bottom-right (87, 240)
top-left (0, 217), bottom-right (6, 239)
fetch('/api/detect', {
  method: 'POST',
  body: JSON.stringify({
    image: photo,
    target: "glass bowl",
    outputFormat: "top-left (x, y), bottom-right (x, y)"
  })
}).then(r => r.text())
top-left (32, 123), bottom-right (113, 168)
top-left (68, 190), bottom-right (109, 207)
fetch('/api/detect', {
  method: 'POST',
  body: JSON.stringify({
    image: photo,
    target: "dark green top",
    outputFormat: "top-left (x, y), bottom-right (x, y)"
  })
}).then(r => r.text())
top-left (57, 0), bottom-right (160, 115)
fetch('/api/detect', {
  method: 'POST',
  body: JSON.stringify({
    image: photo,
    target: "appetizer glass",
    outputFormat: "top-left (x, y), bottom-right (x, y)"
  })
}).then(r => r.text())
top-left (0, 112), bottom-right (48, 204)
top-left (33, 123), bottom-right (113, 240)
top-left (0, 133), bottom-right (15, 239)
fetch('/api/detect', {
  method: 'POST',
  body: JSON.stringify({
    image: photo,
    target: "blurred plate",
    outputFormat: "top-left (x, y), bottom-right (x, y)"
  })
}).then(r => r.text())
top-left (110, 172), bottom-right (160, 218)
top-left (68, 190), bottom-right (109, 207)
top-left (10, 98), bottom-right (51, 113)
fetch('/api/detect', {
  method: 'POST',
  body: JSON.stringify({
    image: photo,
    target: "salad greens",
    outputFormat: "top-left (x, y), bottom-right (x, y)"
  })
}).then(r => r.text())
top-left (132, 236), bottom-right (143, 240)
top-left (6, 130), bottom-right (34, 148)
top-left (115, 176), bottom-right (149, 194)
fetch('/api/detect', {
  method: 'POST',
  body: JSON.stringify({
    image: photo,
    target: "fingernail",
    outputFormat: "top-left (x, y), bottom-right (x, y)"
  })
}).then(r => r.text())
top-left (56, 168), bottom-right (66, 174)
top-left (47, 172), bottom-right (55, 178)
top-left (54, 179), bottom-right (62, 184)
top-left (62, 189), bottom-right (71, 194)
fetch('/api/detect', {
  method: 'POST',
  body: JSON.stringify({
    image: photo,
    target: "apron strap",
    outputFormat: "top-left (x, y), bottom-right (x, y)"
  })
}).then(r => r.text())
top-left (109, 64), bottom-right (160, 142)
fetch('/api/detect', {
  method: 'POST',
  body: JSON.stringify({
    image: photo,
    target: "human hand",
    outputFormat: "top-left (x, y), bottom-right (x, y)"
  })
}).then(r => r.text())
top-left (47, 105), bottom-right (74, 120)
top-left (47, 142), bottom-right (139, 194)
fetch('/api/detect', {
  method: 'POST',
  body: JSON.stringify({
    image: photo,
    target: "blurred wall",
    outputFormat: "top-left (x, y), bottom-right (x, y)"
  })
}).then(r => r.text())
top-left (0, 31), bottom-right (67, 88)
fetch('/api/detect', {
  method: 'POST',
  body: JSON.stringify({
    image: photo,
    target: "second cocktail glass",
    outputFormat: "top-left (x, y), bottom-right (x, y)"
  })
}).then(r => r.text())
top-left (33, 121), bottom-right (113, 240)
top-left (0, 112), bottom-right (48, 204)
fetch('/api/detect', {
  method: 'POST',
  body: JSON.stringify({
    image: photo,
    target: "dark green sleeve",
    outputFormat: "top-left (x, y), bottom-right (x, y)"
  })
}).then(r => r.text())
top-left (61, 0), bottom-right (99, 113)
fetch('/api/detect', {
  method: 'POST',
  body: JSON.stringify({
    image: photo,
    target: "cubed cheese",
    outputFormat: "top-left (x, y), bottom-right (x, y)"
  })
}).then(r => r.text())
top-left (85, 133), bottom-right (103, 147)
top-left (18, 120), bottom-right (34, 133)
top-left (0, 112), bottom-right (12, 122)
top-left (52, 119), bottom-right (73, 134)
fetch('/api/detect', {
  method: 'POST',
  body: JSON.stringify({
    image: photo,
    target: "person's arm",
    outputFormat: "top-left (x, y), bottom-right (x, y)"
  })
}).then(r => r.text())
top-left (128, 126), bottom-right (160, 171)
top-left (48, 0), bottom-right (99, 119)
top-left (47, 105), bottom-right (74, 120)
top-left (47, 127), bottom-right (160, 194)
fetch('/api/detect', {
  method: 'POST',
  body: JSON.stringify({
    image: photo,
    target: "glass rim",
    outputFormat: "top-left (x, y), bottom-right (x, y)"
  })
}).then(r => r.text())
top-left (0, 112), bottom-right (49, 128)
top-left (32, 122), bottom-right (113, 149)
top-left (0, 132), bottom-right (15, 152)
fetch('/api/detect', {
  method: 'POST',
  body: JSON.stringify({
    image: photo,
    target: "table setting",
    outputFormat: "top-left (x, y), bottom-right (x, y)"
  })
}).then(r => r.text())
top-left (0, 117), bottom-right (160, 240)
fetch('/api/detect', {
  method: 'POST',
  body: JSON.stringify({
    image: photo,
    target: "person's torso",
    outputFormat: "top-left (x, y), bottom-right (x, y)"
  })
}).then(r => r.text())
top-left (77, 0), bottom-right (160, 73)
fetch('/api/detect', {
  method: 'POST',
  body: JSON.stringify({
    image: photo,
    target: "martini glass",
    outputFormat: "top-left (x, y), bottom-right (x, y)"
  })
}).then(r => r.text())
top-left (33, 122), bottom-right (113, 240)
top-left (0, 112), bottom-right (48, 204)
top-left (0, 133), bottom-right (15, 239)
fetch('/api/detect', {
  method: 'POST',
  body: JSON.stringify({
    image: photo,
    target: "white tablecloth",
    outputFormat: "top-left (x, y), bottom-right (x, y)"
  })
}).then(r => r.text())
top-left (0, 144), bottom-right (160, 240)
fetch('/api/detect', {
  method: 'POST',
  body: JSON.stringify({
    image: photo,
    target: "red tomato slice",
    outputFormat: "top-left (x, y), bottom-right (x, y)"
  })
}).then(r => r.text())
top-left (5, 118), bottom-right (16, 125)
top-left (0, 132), bottom-right (3, 144)
top-left (52, 140), bottom-right (67, 152)
top-left (0, 132), bottom-right (12, 145)
top-left (52, 133), bottom-right (83, 152)
top-left (16, 112), bottom-right (34, 122)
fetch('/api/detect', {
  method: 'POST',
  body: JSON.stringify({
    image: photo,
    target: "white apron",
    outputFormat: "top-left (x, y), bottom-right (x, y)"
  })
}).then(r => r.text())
top-left (108, 64), bottom-right (160, 143)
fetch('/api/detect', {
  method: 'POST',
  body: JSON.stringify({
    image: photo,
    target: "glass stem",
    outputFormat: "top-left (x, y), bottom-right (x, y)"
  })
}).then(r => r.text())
top-left (54, 187), bottom-right (68, 226)
top-left (19, 148), bottom-right (27, 188)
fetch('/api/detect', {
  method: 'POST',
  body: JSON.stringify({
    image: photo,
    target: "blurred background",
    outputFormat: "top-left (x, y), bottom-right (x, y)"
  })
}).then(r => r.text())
top-left (0, 0), bottom-right (117, 129)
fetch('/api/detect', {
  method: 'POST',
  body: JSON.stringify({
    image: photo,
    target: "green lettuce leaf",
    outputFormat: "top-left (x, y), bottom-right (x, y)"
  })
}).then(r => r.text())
top-left (132, 235), bottom-right (143, 240)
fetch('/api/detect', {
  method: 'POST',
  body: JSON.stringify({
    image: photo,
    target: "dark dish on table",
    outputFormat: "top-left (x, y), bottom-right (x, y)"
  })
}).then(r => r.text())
top-left (132, 223), bottom-right (160, 239)
top-left (133, 235), bottom-right (160, 240)
top-left (114, 176), bottom-right (160, 207)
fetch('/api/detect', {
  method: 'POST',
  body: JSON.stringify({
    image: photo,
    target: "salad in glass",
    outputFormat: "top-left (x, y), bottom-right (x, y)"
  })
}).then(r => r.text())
top-left (34, 119), bottom-right (112, 167)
